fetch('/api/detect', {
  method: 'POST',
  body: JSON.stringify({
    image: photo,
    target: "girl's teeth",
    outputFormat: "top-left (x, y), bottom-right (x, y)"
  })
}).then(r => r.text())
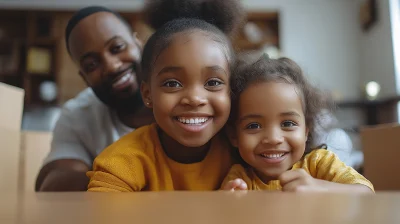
top-left (177, 117), bottom-right (209, 125)
top-left (261, 153), bottom-right (285, 158)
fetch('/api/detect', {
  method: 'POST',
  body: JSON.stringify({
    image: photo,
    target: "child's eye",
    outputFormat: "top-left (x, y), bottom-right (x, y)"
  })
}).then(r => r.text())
top-left (281, 121), bottom-right (297, 128)
top-left (205, 79), bottom-right (223, 87)
top-left (246, 123), bottom-right (261, 129)
top-left (162, 80), bottom-right (182, 88)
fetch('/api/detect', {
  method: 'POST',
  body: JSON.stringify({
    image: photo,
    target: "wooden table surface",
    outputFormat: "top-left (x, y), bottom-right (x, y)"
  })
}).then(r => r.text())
top-left (0, 123), bottom-right (399, 223)
top-left (1, 191), bottom-right (400, 224)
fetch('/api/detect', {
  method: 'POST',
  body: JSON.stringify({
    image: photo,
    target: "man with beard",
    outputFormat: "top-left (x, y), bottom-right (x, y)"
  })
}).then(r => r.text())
top-left (35, 6), bottom-right (154, 191)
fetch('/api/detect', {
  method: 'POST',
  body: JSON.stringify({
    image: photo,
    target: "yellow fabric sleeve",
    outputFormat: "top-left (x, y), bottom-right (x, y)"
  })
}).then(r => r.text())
top-left (294, 149), bottom-right (374, 192)
top-left (221, 164), bottom-right (253, 190)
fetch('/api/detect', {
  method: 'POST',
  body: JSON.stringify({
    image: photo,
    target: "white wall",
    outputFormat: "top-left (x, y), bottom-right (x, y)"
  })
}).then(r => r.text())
top-left (243, 0), bottom-right (362, 101)
top-left (358, 0), bottom-right (396, 98)
top-left (390, 0), bottom-right (400, 96)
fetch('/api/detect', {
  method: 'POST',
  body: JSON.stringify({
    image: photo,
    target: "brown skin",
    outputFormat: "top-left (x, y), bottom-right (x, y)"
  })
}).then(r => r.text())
top-left (36, 12), bottom-right (153, 192)
top-left (141, 32), bottom-right (231, 163)
top-left (36, 159), bottom-right (89, 192)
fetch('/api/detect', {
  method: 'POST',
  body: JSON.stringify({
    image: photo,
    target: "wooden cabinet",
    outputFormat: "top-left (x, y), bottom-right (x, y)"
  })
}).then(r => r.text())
top-left (0, 10), bottom-right (61, 106)
top-left (338, 97), bottom-right (400, 127)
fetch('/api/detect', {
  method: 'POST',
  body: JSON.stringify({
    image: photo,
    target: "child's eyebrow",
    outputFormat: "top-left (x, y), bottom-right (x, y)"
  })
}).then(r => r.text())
top-left (238, 114), bottom-right (263, 123)
top-left (157, 66), bottom-right (228, 77)
top-left (280, 111), bottom-right (302, 117)
top-left (206, 66), bottom-right (228, 76)
top-left (157, 66), bottom-right (182, 76)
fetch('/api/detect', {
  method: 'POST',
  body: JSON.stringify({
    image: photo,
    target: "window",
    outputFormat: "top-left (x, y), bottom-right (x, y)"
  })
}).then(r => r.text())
top-left (389, 0), bottom-right (400, 121)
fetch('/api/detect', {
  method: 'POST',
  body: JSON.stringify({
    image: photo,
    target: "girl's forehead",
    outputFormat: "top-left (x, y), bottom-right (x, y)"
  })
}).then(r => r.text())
top-left (240, 82), bottom-right (304, 111)
top-left (152, 32), bottom-right (229, 72)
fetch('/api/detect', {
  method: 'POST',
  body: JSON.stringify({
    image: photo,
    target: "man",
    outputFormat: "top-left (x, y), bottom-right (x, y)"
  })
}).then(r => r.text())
top-left (35, 6), bottom-right (153, 191)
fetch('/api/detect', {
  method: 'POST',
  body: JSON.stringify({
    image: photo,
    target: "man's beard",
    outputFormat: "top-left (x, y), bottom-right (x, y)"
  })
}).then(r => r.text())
top-left (94, 87), bottom-right (144, 113)
top-left (91, 64), bottom-right (144, 113)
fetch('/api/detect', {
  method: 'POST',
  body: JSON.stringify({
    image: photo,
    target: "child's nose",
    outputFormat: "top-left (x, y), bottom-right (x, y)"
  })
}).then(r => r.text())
top-left (180, 87), bottom-right (207, 107)
top-left (261, 127), bottom-right (284, 145)
top-left (180, 95), bottom-right (207, 107)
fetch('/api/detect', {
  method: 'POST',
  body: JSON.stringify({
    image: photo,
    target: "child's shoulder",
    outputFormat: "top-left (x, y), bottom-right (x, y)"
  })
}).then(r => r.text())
top-left (228, 164), bottom-right (254, 177)
top-left (304, 148), bottom-right (334, 159)
top-left (229, 164), bottom-right (246, 172)
top-left (295, 148), bottom-right (340, 169)
top-left (305, 148), bottom-right (339, 162)
top-left (98, 123), bottom-right (159, 159)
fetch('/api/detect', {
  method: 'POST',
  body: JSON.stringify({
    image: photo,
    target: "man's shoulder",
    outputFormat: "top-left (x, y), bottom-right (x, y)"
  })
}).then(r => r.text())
top-left (62, 88), bottom-right (105, 113)
top-left (56, 88), bottom-right (112, 131)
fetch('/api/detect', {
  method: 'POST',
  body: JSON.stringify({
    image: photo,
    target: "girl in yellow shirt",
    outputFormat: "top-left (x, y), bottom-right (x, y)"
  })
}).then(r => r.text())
top-left (221, 55), bottom-right (374, 192)
top-left (87, 0), bottom-right (245, 192)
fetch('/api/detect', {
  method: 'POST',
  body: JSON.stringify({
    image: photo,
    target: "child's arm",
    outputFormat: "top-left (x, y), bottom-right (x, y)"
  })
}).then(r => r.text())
top-left (220, 164), bottom-right (250, 191)
top-left (87, 152), bottom-right (146, 192)
top-left (279, 169), bottom-right (373, 193)
top-left (87, 170), bottom-right (134, 192)
top-left (279, 149), bottom-right (374, 193)
top-left (317, 179), bottom-right (372, 193)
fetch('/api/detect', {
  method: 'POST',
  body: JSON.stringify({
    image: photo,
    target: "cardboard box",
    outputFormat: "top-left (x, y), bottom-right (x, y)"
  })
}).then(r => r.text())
top-left (360, 124), bottom-right (400, 191)
top-left (0, 82), bottom-right (52, 192)
top-left (0, 127), bottom-right (22, 192)
top-left (0, 82), bottom-right (24, 131)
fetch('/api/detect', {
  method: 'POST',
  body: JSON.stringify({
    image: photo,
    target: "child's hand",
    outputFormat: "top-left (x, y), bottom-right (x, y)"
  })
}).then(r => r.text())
top-left (279, 169), bottom-right (327, 192)
top-left (222, 178), bottom-right (248, 191)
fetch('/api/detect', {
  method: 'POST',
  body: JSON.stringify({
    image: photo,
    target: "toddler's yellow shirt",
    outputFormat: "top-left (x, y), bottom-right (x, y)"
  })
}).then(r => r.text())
top-left (222, 149), bottom-right (374, 191)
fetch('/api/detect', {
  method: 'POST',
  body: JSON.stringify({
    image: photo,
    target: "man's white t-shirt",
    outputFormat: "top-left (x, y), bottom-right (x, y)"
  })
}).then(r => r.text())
top-left (43, 88), bottom-right (133, 167)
